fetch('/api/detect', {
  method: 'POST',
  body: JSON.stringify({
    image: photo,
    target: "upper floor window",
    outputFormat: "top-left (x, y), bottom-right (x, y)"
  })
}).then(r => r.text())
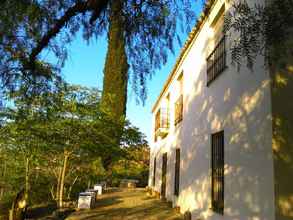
top-left (207, 6), bottom-right (227, 86)
top-left (207, 36), bottom-right (226, 86)
top-left (154, 107), bottom-right (169, 140)
top-left (175, 95), bottom-right (183, 125)
top-left (175, 73), bottom-right (183, 126)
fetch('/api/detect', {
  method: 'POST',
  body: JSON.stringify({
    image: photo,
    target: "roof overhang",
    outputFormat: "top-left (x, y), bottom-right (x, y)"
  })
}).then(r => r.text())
top-left (151, 0), bottom-right (218, 113)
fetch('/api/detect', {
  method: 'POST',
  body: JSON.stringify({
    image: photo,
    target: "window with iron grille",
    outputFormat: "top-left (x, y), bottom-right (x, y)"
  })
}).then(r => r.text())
top-left (175, 95), bottom-right (183, 125)
top-left (174, 148), bottom-right (180, 196)
top-left (153, 157), bottom-right (156, 186)
top-left (207, 36), bottom-right (226, 86)
top-left (211, 131), bottom-right (224, 214)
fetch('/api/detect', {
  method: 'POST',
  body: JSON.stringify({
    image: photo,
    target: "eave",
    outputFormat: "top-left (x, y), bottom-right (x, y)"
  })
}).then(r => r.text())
top-left (151, 0), bottom-right (216, 113)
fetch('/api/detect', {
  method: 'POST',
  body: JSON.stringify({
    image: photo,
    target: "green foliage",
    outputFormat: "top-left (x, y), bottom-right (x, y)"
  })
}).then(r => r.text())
top-left (0, 0), bottom-right (68, 95)
top-left (0, 0), bottom-right (196, 103)
top-left (112, 144), bottom-right (150, 187)
top-left (0, 84), bottom-right (149, 215)
top-left (113, 123), bottom-right (149, 186)
top-left (0, 0), bottom-right (197, 141)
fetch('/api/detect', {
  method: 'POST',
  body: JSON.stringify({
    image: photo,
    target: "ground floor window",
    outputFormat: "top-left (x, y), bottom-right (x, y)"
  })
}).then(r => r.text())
top-left (211, 131), bottom-right (224, 214)
top-left (161, 153), bottom-right (167, 198)
top-left (174, 148), bottom-right (180, 196)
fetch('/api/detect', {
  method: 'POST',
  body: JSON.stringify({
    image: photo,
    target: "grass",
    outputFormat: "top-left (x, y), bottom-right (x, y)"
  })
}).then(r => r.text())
top-left (66, 188), bottom-right (183, 220)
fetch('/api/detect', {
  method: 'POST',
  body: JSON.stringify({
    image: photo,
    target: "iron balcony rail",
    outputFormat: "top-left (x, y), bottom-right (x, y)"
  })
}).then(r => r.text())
top-left (207, 35), bottom-right (227, 86)
top-left (155, 108), bottom-right (170, 133)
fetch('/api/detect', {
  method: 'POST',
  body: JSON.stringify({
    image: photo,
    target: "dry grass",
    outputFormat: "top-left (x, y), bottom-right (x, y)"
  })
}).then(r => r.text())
top-left (66, 188), bottom-right (183, 220)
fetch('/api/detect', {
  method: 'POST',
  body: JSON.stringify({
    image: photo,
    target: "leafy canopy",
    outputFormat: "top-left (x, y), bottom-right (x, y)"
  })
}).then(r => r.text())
top-left (0, 83), bottom-right (149, 209)
top-left (0, 0), bottom-right (197, 103)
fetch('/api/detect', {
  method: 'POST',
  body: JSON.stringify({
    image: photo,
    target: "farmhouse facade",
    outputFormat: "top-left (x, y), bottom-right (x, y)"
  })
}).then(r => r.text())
top-left (148, 0), bottom-right (293, 219)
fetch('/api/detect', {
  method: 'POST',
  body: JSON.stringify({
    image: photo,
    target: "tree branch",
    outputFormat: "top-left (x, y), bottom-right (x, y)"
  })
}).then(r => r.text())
top-left (28, 0), bottom-right (109, 71)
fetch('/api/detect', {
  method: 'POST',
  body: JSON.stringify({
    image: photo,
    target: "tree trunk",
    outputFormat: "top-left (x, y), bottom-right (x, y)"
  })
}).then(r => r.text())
top-left (67, 176), bottom-right (78, 200)
top-left (56, 166), bottom-right (62, 201)
top-left (25, 157), bottom-right (30, 204)
top-left (59, 152), bottom-right (69, 208)
top-left (101, 0), bottom-right (128, 122)
top-left (0, 161), bottom-right (6, 200)
top-left (0, 187), bottom-right (3, 201)
top-left (50, 185), bottom-right (55, 200)
top-left (87, 180), bottom-right (91, 189)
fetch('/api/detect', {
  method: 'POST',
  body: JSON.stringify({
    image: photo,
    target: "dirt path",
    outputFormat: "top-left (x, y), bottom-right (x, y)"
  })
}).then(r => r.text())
top-left (66, 188), bottom-right (183, 220)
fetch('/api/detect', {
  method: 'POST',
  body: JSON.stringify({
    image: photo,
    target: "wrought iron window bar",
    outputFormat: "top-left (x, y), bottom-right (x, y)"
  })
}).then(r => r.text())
top-left (211, 131), bottom-right (224, 215)
top-left (207, 36), bottom-right (227, 86)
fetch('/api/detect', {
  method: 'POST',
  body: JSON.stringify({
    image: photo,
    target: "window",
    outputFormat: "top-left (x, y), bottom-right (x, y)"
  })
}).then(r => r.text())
top-left (207, 36), bottom-right (226, 86)
top-left (154, 107), bottom-right (170, 141)
top-left (161, 153), bottom-right (167, 198)
top-left (175, 73), bottom-right (183, 125)
top-left (207, 7), bottom-right (226, 86)
top-left (175, 95), bottom-right (183, 125)
top-left (178, 72), bottom-right (183, 95)
top-left (155, 108), bottom-right (169, 131)
top-left (211, 131), bottom-right (224, 214)
top-left (155, 109), bottom-right (161, 133)
top-left (153, 157), bottom-right (156, 186)
top-left (174, 148), bottom-right (180, 196)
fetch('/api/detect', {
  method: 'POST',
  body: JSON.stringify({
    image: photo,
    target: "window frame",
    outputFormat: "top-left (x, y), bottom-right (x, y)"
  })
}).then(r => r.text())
top-left (153, 157), bottom-right (156, 187)
top-left (211, 130), bottom-right (224, 215)
top-left (154, 107), bottom-right (170, 141)
top-left (174, 148), bottom-right (180, 196)
top-left (161, 153), bottom-right (168, 198)
top-left (206, 35), bottom-right (227, 86)
top-left (174, 95), bottom-right (183, 126)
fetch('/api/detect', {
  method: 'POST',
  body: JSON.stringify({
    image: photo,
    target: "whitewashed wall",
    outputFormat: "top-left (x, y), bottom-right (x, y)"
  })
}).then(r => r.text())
top-left (149, 0), bottom-right (275, 219)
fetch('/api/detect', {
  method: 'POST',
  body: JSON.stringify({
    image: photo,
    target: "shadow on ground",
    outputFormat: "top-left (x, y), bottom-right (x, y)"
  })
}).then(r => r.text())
top-left (26, 203), bottom-right (57, 219)
top-left (66, 189), bottom-right (183, 220)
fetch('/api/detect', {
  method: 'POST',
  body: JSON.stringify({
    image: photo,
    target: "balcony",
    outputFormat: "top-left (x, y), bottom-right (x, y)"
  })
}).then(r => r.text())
top-left (175, 95), bottom-right (183, 125)
top-left (155, 108), bottom-right (169, 138)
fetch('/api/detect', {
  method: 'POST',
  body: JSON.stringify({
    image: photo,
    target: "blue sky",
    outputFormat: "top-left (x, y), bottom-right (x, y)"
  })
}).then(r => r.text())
top-left (60, 3), bottom-right (203, 143)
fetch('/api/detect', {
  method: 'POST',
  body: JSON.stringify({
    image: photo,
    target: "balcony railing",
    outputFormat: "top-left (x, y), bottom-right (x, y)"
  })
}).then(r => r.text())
top-left (175, 95), bottom-right (183, 125)
top-left (155, 108), bottom-right (169, 138)
top-left (207, 36), bottom-right (227, 86)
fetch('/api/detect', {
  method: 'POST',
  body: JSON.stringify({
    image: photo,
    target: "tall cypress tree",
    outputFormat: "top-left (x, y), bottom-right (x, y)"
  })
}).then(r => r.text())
top-left (101, 0), bottom-right (128, 122)
top-left (0, 0), bottom-right (196, 168)
top-left (0, 0), bottom-right (195, 108)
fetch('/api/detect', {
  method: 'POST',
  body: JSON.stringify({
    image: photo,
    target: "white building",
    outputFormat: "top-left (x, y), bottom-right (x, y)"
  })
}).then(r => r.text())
top-left (148, 0), bottom-right (293, 220)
